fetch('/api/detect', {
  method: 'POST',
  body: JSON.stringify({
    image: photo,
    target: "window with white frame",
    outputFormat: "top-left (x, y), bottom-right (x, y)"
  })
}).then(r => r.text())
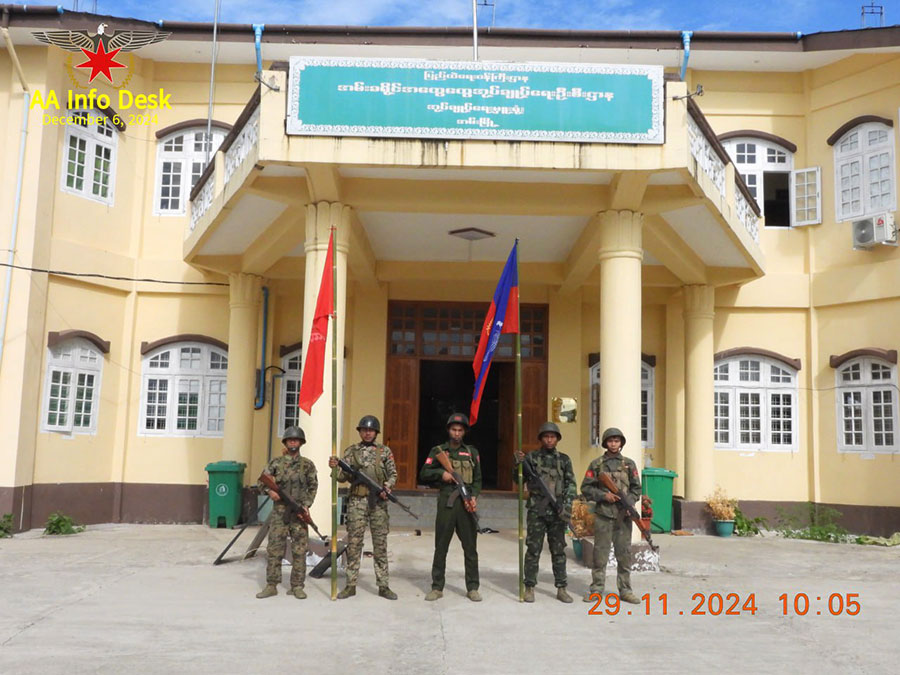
top-left (154, 127), bottom-right (226, 215)
top-left (280, 348), bottom-right (303, 432)
top-left (713, 355), bottom-right (798, 451)
top-left (61, 110), bottom-right (117, 205)
top-left (589, 360), bottom-right (655, 448)
top-left (140, 342), bottom-right (228, 436)
top-left (835, 357), bottom-right (898, 452)
top-left (833, 122), bottom-right (896, 222)
top-left (723, 136), bottom-right (821, 227)
top-left (42, 338), bottom-right (103, 434)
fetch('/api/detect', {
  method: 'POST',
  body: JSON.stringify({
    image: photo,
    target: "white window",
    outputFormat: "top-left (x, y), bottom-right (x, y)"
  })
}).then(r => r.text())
top-left (834, 122), bottom-right (896, 222)
top-left (280, 349), bottom-right (303, 432)
top-left (61, 111), bottom-right (117, 205)
top-left (714, 355), bottom-right (798, 452)
top-left (835, 357), bottom-right (898, 453)
top-left (589, 360), bottom-right (655, 448)
top-left (42, 338), bottom-right (103, 434)
top-left (154, 127), bottom-right (226, 215)
top-left (140, 342), bottom-right (228, 436)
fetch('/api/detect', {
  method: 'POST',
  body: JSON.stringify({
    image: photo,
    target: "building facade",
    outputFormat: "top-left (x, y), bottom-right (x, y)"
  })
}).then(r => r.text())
top-left (1, 7), bottom-right (899, 534)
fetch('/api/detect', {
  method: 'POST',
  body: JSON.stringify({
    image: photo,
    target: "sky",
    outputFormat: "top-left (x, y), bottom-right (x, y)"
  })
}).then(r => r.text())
top-left (83, 1), bottom-right (899, 35)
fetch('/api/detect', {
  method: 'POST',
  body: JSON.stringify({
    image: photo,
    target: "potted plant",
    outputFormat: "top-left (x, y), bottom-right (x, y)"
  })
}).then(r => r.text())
top-left (640, 494), bottom-right (653, 532)
top-left (705, 487), bottom-right (737, 537)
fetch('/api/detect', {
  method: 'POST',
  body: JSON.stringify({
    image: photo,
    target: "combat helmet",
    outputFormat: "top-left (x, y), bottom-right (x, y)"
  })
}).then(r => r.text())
top-left (446, 412), bottom-right (470, 429)
top-left (601, 427), bottom-right (626, 448)
top-left (537, 421), bottom-right (562, 441)
top-left (282, 426), bottom-right (306, 444)
top-left (356, 415), bottom-right (381, 433)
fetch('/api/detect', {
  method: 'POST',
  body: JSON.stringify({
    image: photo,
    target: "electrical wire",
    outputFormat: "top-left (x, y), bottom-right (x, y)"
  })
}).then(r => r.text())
top-left (0, 261), bottom-right (227, 286)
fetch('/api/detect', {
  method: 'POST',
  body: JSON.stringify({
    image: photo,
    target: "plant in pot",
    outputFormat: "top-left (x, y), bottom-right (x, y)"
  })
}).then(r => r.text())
top-left (705, 487), bottom-right (738, 537)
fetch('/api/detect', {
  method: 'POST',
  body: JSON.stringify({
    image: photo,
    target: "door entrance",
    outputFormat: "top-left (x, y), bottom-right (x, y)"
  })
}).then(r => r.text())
top-left (383, 300), bottom-right (548, 490)
top-left (417, 360), bottom-right (511, 490)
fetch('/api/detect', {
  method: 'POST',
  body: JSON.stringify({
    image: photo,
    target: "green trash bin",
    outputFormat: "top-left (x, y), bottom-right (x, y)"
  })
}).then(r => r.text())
top-left (642, 467), bottom-right (677, 533)
top-left (205, 461), bottom-right (246, 528)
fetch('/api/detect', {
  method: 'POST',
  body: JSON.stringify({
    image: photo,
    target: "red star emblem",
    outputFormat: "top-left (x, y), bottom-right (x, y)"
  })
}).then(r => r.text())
top-left (75, 40), bottom-right (127, 83)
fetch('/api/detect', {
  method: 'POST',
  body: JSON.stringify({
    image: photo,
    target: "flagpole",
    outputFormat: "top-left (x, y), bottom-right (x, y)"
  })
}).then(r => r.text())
top-left (515, 239), bottom-right (524, 602)
top-left (330, 227), bottom-right (338, 601)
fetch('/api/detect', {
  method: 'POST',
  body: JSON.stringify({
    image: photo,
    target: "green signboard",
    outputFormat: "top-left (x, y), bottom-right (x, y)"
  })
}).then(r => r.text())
top-left (287, 57), bottom-right (664, 144)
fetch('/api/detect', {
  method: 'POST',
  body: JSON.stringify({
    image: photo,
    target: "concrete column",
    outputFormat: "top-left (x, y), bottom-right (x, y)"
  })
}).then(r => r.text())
top-left (301, 202), bottom-right (350, 528)
top-left (683, 284), bottom-right (715, 501)
top-left (665, 294), bottom-right (686, 497)
top-left (222, 273), bottom-right (263, 466)
top-left (598, 210), bottom-right (643, 465)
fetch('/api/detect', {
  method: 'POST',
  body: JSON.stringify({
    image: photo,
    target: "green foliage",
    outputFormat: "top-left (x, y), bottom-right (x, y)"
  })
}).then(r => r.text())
top-left (0, 513), bottom-right (13, 538)
top-left (734, 507), bottom-right (768, 537)
top-left (43, 511), bottom-right (85, 536)
top-left (775, 503), bottom-right (852, 543)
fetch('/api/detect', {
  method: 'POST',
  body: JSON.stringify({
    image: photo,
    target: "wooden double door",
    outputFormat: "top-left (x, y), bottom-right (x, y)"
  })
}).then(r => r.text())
top-left (383, 301), bottom-right (548, 490)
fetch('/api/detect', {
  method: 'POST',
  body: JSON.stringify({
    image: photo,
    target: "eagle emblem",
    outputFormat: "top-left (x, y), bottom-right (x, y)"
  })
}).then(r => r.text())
top-left (33, 23), bottom-right (170, 83)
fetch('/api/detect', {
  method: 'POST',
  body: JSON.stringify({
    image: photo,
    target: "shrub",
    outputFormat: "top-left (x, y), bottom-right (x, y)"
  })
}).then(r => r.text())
top-left (0, 513), bottom-right (13, 538)
top-left (43, 511), bottom-right (85, 536)
top-left (776, 503), bottom-right (851, 543)
top-left (734, 507), bottom-right (768, 536)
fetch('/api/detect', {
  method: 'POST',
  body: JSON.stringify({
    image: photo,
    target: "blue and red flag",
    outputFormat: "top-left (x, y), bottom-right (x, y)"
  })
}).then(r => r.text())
top-left (470, 241), bottom-right (519, 425)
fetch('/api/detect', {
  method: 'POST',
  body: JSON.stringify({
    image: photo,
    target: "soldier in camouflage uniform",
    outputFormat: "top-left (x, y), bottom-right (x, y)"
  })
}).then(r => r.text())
top-left (580, 427), bottom-right (641, 604)
top-left (514, 421), bottom-right (577, 603)
top-left (419, 412), bottom-right (483, 602)
top-left (255, 426), bottom-right (318, 599)
top-left (328, 415), bottom-right (398, 600)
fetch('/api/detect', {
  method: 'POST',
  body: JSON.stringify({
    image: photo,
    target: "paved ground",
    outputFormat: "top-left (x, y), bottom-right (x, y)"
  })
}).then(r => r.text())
top-left (0, 524), bottom-right (897, 674)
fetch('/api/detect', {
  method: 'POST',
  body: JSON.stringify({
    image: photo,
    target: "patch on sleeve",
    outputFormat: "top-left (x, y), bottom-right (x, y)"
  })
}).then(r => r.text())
top-left (585, 469), bottom-right (594, 478)
top-left (459, 451), bottom-right (470, 457)
top-left (632, 469), bottom-right (639, 479)
top-left (425, 457), bottom-right (433, 465)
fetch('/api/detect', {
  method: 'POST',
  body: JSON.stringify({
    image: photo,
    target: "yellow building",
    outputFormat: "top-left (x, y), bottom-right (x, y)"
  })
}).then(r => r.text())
top-left (1, 7), bottom-right (898, 534)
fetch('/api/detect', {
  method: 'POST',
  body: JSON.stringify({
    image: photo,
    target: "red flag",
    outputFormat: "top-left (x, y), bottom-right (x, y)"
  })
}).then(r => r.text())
top-left (298, 232), bottom-right (334, 414)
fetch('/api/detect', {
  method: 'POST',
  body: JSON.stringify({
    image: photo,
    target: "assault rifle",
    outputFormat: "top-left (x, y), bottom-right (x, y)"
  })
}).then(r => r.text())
top-left (258, 472), bottom-right (327, 541)
top-left (520, 455), bottom-right (570, 522)
top-left (434, 450), bottom-right (480, 529)
top-left (598, 472), bottom-right (658, 552)
top-left (336, 458), bottom-right (419, 519)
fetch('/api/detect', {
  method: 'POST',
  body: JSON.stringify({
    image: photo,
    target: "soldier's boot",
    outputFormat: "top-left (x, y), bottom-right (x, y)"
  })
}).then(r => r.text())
top-left (424, 589), bottom-right (443, 601)
top-left (557, 587), bottom-right (574, 604)
top-left (583, 590), bottom-right (602, 603)
top-left (255, 584), bottom-right (278, 599)
top-left (291, 587), bottom-right (307, 599)
top-left (336, 585), bottom-right (356, 599)
top-left (620, 591), bottom-right (640, 605)
top-left (466, 590), bottom-right (482, 602)
top-left (523, 587), bottom-right (535, 603)
top-left (378, 587), bottom-right (398, 600)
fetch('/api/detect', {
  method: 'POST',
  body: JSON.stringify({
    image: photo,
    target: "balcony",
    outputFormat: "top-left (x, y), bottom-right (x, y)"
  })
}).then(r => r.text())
top-left (186, 70), bottom-right (763, 289)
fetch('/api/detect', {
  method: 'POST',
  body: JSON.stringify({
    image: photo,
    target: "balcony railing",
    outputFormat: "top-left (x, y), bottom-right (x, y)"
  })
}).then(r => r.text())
top-left (687, 99), bottom-right (761, 243)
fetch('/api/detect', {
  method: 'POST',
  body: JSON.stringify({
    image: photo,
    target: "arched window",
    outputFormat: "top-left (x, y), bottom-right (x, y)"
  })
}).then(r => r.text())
top-left (61, 110), bottom-right (117, 205)
top-left (589, 360), bottom-right (655, 448)
top-left (154, 126), bottom-right (226, 215)
top-left (835, 357), bottom-right (897, 452)
top-left (713, 354), bottom-right (798, 452)
top-left (42, 337), bottom-right (104, 433)
top-left (140, 341), bottom-right (228, 436)
top-left (832, 121), bottom-right (895, 222)
top-left (280, 348), bottom-right (303, 432)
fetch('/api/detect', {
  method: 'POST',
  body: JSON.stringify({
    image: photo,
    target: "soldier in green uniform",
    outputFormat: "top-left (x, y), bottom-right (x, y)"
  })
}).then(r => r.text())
top-left (514, 421), bottom-right (577, 603)
top-left (328, 415), bottom-right (398, 600)
top-left (419, 412), bottom-right (483, 602)
top-left (255, 426), bottom-right (318, 599)
top-left (580, 427), bottom-right (641, 604)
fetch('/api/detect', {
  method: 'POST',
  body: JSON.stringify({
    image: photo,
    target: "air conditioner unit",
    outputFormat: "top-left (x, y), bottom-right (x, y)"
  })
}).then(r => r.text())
top-left (852, 212), bottom-right (897, 250)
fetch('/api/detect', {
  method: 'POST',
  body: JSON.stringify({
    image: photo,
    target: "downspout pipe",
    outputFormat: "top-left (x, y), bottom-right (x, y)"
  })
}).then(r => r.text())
top-left (0, 25), bottom-right (31, 376)
top-left (252, 23), bottom-right (264, 79)
top-left (266, 366), bottom-right (285, 462)
top-left (680, 30), bottom-right (693, 82)
top-left (254, 286), bottom-right (269, 409)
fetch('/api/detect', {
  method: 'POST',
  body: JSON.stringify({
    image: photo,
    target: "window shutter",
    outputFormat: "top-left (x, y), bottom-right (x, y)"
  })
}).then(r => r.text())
top-left (790, 167), bottom-right (821, 226)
